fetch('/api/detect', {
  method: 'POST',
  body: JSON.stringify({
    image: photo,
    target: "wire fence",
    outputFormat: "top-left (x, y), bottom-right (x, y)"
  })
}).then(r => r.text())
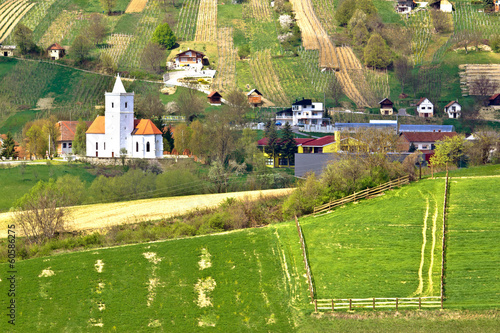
top-left (295, 216), bottom-right (314, 301)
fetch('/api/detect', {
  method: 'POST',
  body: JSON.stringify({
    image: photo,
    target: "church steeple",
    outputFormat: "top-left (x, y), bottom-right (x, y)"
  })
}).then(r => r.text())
top-left (112, 74), bottom-right (127, 94)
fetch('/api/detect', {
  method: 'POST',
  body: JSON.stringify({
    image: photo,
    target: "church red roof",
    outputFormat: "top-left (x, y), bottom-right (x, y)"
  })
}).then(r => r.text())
top-left (132, 119), bottom-right (162, 135)
top-left (86, 116), bottom-right (105, 134)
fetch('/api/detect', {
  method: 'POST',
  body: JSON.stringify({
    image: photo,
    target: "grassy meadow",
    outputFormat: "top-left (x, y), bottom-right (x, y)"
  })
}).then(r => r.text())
top-left (301, 179), bottom-right (445, 299)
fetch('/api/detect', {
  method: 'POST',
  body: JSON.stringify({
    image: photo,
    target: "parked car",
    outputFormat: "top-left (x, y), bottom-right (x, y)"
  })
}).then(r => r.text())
top-left (275, 122), bottom-right (282, 126)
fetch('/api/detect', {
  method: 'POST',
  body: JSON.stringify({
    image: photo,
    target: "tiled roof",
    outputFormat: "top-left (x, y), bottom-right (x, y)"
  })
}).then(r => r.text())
top-left (489, 93), bottom-right (500, 100)
top-left (86, 116), bottom-right (105, 134)
top-left (47, 43), bottom-right (64, 50)
top-left (57, 121), bottom-right (92, 141)
top-left (401, 132), bottom-right (457, 143)
top-left (416, 97), bottom-right (430, 106)
top-left (176, 50), bottom-right (205, 57)
top-left (379, 98), bottom-right (393, 105)
top-left (299, 135), bottom-right (335, 147)
top-left (132, 119), bottom-right (162, 135)
top-left (257, 137), bottom-right (314, 146)
top-left (247, 89), bottom-right (262, 96)
top-left (208, 91), bottom-right (221, 98)
top-left (444, 100), bottom-right (459, 108)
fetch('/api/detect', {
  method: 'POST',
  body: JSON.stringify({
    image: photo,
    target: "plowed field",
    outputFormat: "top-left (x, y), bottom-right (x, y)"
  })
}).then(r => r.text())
top-left (125, 0), bottom-right (148, 13)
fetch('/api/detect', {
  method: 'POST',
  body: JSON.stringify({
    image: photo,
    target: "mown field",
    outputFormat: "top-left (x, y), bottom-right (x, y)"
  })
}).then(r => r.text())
top-left (446, 177), bottom-right (500, 309)
top-left (301, 179), bottom-right (445, 300)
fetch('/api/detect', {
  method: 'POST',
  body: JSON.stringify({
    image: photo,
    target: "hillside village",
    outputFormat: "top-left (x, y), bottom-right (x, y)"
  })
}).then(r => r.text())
top-left (0, 0), bottom-right (499, 331)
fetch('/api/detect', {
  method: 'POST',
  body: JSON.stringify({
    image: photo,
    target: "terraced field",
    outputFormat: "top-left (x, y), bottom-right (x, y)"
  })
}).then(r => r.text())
top-left (0, 0), bottom-right (35, 43)
top-left (459, 64), bottom-right (500, 96)
top-left (335, 46), bottom-right (372, 107)
top-left (212, 26), bottom-right (236, 92)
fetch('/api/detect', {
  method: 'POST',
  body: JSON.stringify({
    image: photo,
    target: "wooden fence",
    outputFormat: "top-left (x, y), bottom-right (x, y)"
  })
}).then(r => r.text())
top-left (313, 175), bottom-right (410, 216)
top-left (295, 216), bottom-right (315, 301)
top-left (314, 296), bottom-right (442, 311)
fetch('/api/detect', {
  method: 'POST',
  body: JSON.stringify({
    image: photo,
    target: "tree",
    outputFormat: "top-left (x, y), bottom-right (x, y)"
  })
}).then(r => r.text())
top-left (163, 125), bottom-right (175, 152)
top-left (348, 9), bottom-right (367, 32)
top-left (172, 123), bottom-right (191, 153)
top-left (71, 35), bottom-right (92, 63)
top-left (142, 42), bottom-right (165, 73)
top-left (100, 53), bottom-right (117, 74)
top-left (42, 118), bottom-right (60, 157)
top-left (205, 110), bottom-right (236, 164)
top-left (238, 128), bottom-right (266, 171)
top-left (13, 180), bottom-right (67, 244)
top-left (177, 87), bottom-right (205, 122)
top-left (0, 132), bottom-right (17, 159)
top-left (471, 75), bottom-right (497, 99)
top-left (188, 119), bottom-right (206, 157)
top-left (352, 21), bottom-right (369, 47)
top-left (455, 29), bottom-right (474, 54)
top-left (357, 0), bottom-right (377, 16)
top-left (430, 9), bottom-right (452, 33)
top-left (224, 90), bottom-right (250, 125)
top-left (394, 56), bottom-right (412, 93)
top-left (72, 119), bottom-right (88, 155)
top-left (238, 44), bottom-right (251, 59)
top-left (25, 124), bottom-right (44, 158)
top-left (466, 131), bottom-right (500, 165)
top-left (88, 13), bottom-right (107, 45)
top-left (13, 24), bottom-right (35, 54)
top-left (490, 35), bottom-right (500, 53)
top-left (430, 135), bottom-right (466, 170)
top-left (135, 92), bottom-right (165, 119)
top-left (151, 23), bottom-right (176, 49)
top-left (364, 34), bottom-right (392, 68)
top-left (335, 0), bottom-right (356, 26)
top-left (100, 0), bottom-right (117, 15)
top-left (264, 121), bottom-right (280, 167)
top-left (328, 77), bottom-right (343, 106)
top-left (280, 123), bottom-right (296, 167)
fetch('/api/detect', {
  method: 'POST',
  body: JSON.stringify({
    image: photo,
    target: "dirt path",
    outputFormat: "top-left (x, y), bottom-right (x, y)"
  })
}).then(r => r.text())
top-left (0, 188), bottom-right (293, 238)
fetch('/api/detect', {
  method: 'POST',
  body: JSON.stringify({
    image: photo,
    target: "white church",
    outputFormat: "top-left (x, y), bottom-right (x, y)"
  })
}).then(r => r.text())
top-left (86, 75), bottom-right (164, 158)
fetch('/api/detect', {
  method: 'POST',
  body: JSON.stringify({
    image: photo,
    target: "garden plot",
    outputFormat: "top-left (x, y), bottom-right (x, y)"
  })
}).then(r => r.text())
top-left (212, 27), bottom-right (236, 92)
top-left (301, 179), bottom-right (444, 299)
top-left (0, 0), bottom-right (35, 43)
top-left (194, 0), bottom-right (217, 42)
top-left (125, 0), bottom-right (148, 13)
top-left (249, 49), bottom-right (289, 106)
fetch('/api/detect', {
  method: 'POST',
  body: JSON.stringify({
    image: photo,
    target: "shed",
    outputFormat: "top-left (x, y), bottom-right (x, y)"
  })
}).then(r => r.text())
top-left (489, 93), bottom-right (500, 106)
top-left (247, 89), bottom-right (263, 106)
top-left (47, 43), bottom-right (65, 60)
top-left (0, 45), bottom-right (15, 57)
top-left (207, 91), bottom-right (222, 105)
top-left (379, 98), bottom-right (394, 115)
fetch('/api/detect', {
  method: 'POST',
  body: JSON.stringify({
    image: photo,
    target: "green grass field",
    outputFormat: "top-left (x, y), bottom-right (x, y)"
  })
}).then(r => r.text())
top-left (301, 179), bottom-right (444, 299)
top-left (446, 177), bottom-right (500, 309)
top-left (0, 163), bottom-right (97, 212)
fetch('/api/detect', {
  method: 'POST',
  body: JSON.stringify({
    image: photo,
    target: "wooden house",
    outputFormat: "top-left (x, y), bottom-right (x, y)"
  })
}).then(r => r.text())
top-left (0, 45), bottom-right (15, 57)
top-left (207, 91), bottom-right (222, 105)
top-left (416, 97), bottom-right (434, 118)
top-left (47, 43), bottom-right (65, 60)
top-left (444, 101), bottom-right (461, 119)
top-left (379, 98), bottom-right (394, 115)
top-left (174, 49), bottom-right (205, 68)
top-left (489, 93), bottom-right (500, 106)
top-left (247, 89), bottom-right (263, 106)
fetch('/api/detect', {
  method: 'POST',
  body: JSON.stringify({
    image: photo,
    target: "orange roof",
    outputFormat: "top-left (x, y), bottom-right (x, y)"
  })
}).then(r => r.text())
top-left (86, 116), bottom-right (105, 134)
top-left (208, 91), bottom-right (221, 98)
top-left (132, 119), bottom-right (162, 135)
top-left (57, 121), bottom-right (92, 141)
top-left (47, 43), bottom-right (64, 50)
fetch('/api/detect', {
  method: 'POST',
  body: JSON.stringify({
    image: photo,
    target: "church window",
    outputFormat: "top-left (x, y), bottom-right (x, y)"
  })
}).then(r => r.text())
top-left (96, 142), bottom-right (98, 150)
top-left (146, 142), bottom-right (150, 152)
top-left (125, 102), bottom-right (128, 108)
top-left (112, 102), bottom-right (114, 108)
top-left (104, 143), bottom-right (106, 150)
top-left (136, 142), bottom-right (139, 152)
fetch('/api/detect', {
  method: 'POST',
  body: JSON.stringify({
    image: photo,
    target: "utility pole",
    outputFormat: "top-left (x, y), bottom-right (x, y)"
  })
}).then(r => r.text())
top-left (48, 133), bottom-right (51, 158)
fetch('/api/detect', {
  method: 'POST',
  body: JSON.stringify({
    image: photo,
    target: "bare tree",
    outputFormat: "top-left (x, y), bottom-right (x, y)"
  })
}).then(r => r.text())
top-left (14, 180), bottom-right (66, 245)
top-left (142, 42), bottom-right (165, 73)
top-left (177, 86), bottom-right (206, 122)
top-left (471, 75), bottom-right (498, 105)
top-left (454, 29), bottom-right (474, 54)
top-left (430, 9), bottom-right (452, 33)
top-left (224, 90), bottom-right (250, 125)
top-left (394, 56), bottom-right (412, 93)
top-left (328, 77), bottom-right (343, 106)
top-left (88, 13), bottom-right (107, 45)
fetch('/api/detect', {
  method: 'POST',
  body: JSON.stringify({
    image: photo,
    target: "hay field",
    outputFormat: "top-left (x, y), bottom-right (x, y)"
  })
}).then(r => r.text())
top-left (125, 0), bottom-right (148, 13)
top-left (0, 188), bottom-right (293, 237)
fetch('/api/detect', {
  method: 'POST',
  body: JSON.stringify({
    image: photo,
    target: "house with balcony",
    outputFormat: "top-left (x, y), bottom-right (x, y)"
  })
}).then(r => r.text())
top-left (275, 98), bottom-right (330, 126)
top-left (444, 101), bottom-right (461, 119)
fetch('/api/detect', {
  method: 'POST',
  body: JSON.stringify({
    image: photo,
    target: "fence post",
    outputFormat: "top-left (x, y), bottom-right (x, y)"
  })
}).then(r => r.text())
top-left (373, 297), bottom-right (375, 310)
top-left (349, 299), bottom-right (352, 311)
top-left (396, 298), bottom-right (399, 311)
top-left (314, 299), bottom-right (317, 312)
top-left (332, 299), bottom-right (334, 312)
top-left (419, 297), bottom-right (421, 310)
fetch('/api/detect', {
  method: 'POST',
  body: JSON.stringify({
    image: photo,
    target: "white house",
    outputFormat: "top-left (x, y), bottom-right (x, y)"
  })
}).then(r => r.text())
top-left (47, 43), bottom-right (65, 60)
top-left (276, 98), bottom-right (330, 126)
top-left (416, 97), bottom-right (434, 118)
top-left (444, 101), bottom-right (461, 119)
top-left (86, 75), bottom-right (163, 159)
top-left (439, 0), bottom-right (453, 12)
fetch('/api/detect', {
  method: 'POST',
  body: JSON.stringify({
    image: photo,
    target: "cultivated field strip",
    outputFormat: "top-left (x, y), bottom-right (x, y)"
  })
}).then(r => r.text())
top-left (459, 64), bottom-right (500, 95)
top-left (0, 0), bottom-right (35, 43)
top-left (125, 0), bottom-right (148, 13)
top-left (175, 0), bottom-right (200, 41)
top-left (194, 0), bottom-right (217, 42)
top-left (289, 0), bottom-right (338, 69)
top-left (100, 34), bottom-right (132, 67)
top-left (38, 10), bottom-right (79, 48)
top-left (0, 188), bottom-right (293, 237)
top-left (334, 47), bottom-right (370, 108)
top-left (405, 9), bottom-right (431, 66)
top-left (310, 0), bottom-right (335, 35)
top-left (249, 49), bottom-right (289, 106)
top-left (212, 27), bottom-right (236, 92)
top-left (249, 0), bottom-right (271, 21)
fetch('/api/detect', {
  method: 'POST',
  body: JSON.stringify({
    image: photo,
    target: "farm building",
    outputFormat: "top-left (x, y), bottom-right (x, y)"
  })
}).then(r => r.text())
top-left (47, 43), bottom-right (65, 60)
top-left (247, 89), bottom-right (263, 106)
top-left (489, 93), bottom-right (500, 106)
top-left (416, 97), bottom-right (434, 118)
top-left (174, 49), bottom-right (206, 69)
top-left (0, 45), bottom-right (15, 57)
top-left (396, 0), bottom-right (416, 13)
top-left (430, 0), bottom-right (453, 12)
top-left (276, 98), bottom-right (330, 126)
top-left (399, 124), bottom-right (455, 132)
top-left (444, 101), bottom-right (461, 119)
top-left (56, 121), bottom-right (92, 155)
top-left (379, 98), bottom-right (394, 115)
top-left (86, 75), bottom-right (163, 159)
top-left (398, 131), bottom-right (457, 151)
top-left (207, 91), bottom-right (222, 105)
